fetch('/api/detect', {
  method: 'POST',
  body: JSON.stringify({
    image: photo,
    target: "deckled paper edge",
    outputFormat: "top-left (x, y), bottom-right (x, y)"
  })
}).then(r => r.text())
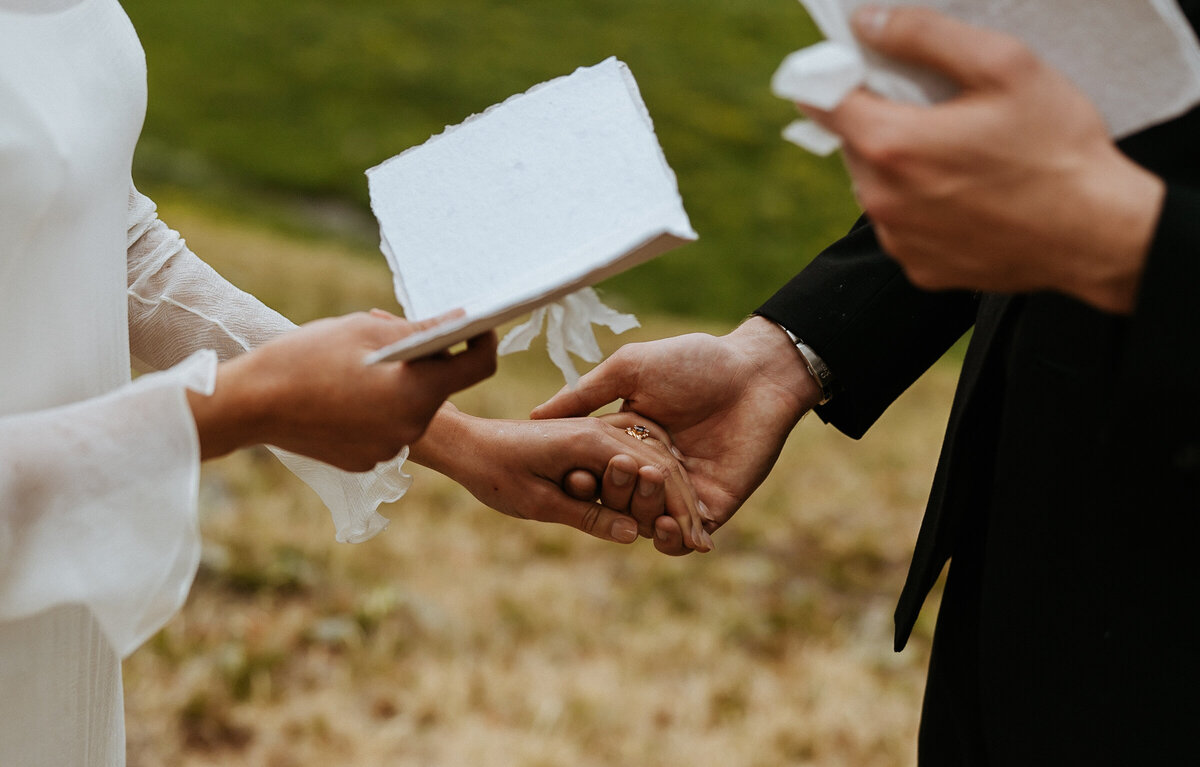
top-left (366, 56), bottom-right (697, 328)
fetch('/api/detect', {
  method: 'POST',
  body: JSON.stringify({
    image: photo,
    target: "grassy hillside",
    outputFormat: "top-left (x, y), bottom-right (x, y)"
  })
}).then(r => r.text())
top-left (121, 201), bottom-right (952, 767)
top-left (122, 0), bottom-right (861, 322)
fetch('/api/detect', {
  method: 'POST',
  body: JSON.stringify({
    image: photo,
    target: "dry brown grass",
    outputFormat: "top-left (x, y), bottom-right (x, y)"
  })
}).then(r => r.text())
top-left (123, 200), bottom-right (954, 766)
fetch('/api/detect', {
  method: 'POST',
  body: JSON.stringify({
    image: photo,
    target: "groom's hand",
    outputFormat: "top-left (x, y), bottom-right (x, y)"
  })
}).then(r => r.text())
top-left (533, 316), bottom-right (822, 555)
top-left (800, 5), bottom-right (1162, 315)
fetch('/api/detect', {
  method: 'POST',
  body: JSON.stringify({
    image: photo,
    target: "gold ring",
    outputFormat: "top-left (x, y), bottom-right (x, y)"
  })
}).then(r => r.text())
top-left (625, 425), bottom-right (651, 441)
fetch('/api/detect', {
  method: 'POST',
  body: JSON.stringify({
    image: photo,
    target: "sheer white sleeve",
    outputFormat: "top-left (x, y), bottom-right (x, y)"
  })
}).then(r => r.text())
top-left (0, 351), bottom-right (215, 658)
top-left (125, 186), bottom-right (410, 543)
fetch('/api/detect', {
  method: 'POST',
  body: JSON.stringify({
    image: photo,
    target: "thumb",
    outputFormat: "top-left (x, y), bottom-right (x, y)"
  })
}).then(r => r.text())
top-left (531, 356), bottom-right (634, 420)
top-left (408, 308), bottom-right (466, 333)
top-left (364, 307), bottom-right (466, 348)
top-left (541, 496), bottom-right (639, 545)
top-left (852, 5), bottom-right (1027, 91)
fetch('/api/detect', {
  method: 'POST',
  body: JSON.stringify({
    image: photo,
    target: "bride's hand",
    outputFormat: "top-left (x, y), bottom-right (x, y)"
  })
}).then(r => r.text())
top-left (408, 405), bottom-right (711, 551)
top-left (561, 412), bottom-right (714, 552)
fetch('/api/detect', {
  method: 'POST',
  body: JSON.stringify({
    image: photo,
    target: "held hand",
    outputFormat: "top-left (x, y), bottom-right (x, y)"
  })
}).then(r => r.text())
top-left (533, 316), bottom-right (821, 555)
top-left (561, 412), bottom-right (713, 550)
top-left (801, 6), bottom-right (1164, 314)
top-left (409, 405), bottom-right (710, 550)
top-left (190, 309), bottom-right (497, 471)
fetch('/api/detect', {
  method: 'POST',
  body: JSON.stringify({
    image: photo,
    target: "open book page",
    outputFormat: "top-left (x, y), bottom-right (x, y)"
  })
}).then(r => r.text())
top-left (364, 57), bottom-right (696, 364)
top-left (778, 0), bottom-right (1200, 146)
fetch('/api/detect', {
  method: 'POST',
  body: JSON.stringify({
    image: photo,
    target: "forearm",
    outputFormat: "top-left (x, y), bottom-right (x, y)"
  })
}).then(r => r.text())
top-left (185, 351), bottom-right (264, 461)
top-left (126, 186), bottom-right (296, 370)
top-left (407, 402), bottom-right (479, 481)
top-left (727, 315), bottom-right (824, 420)
top-left (1058, 153), bottom-right (1164, 315)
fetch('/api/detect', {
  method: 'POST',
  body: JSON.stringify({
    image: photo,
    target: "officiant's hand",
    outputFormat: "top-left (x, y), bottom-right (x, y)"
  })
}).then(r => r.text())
top-left (408, 404), bottom-right (710, 550)
top-left (533, 316), bottom-right (821, 555)
top-left (799, 5), bottom-right (1164, 315)
top-left (190, 309), bottom-right (497, 470)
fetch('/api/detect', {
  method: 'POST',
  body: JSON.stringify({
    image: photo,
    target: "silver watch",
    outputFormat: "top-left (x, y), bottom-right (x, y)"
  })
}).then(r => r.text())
top-left (777, 324), bottom-right (834, 405)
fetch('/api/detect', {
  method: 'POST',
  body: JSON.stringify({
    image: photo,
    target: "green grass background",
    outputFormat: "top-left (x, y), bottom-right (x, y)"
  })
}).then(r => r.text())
top-left (123, 0), bottom-right (861, 322)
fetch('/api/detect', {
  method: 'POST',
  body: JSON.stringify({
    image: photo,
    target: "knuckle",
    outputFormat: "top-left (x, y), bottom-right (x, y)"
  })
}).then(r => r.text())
top-left (579, 503), bottom-right (602, 534)
top-left (579, 423), bottom-right (609, 449)
top-left (649, 457), bottom-right (678, 482)
top-left (851, 128), bottom-right (908, 171)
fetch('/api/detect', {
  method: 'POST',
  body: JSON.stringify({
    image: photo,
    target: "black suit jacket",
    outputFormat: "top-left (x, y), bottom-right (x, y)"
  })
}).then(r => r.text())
top-left (756, 5), bottom-right (1200, 762)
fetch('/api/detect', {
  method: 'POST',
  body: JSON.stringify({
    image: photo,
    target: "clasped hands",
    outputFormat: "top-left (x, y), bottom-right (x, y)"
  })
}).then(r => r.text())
top-left (526, 5), bottom-right (1172, 550)
top-left (528, 316), bottom-right (821, 556)
top-left (405, 316), bottom-right (818, 557)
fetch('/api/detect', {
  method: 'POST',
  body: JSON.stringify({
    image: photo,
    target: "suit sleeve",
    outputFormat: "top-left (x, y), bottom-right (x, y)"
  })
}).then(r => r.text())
top-left (756, 218), bottom-right (978, 439)
top-left (1122, 182), bottom-right (1200, 440)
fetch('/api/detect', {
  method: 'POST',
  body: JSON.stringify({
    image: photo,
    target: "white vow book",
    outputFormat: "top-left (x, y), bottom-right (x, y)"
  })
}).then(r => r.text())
top-left (772, 0), bottom-right (1200, 153)
top-left (363, 57), bottom-right (696, 373)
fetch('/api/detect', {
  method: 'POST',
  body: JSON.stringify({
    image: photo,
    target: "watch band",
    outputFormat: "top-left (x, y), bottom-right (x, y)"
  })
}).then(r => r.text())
top-left (777, 324), bottom-right (834, 405)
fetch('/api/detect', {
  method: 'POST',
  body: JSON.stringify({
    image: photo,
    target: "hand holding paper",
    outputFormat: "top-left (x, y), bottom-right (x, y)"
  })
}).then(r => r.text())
top-left (774, 0), bottom-right (1200, 153)
top-left (793, 6), bottom-right (1167, 313)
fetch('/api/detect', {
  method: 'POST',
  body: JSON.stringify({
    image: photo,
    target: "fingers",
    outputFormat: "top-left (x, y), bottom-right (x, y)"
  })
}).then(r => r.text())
top-left (563, 469), bottom-right (599, 501)
top-left (406, 330), bottom-right (499, 394)
top-left (592, 416), bottom-right (708, 550)
top-left (531, 353), bottom-right (636, 419)
top-left (363, 307), bottom-right (466, 347)
top-left (628, 465), bottom-right (666, 539)
top-left (536, 493), bottom-right (639, 545)
top-left (850, 5), bottom-right (1032, 91)
top-left (658, 462), bottom-right (712, 553)
top-left (598, 450), bottom-right (666, 539)
top-left (652, 516), bottom-right (694, 557)
top-left (368, 307), bottom-right (402, 320)
top-left (409, 308), bottom-right (467, 333)
top-left (595, 411), bottom-right (682, 457)
top-left (599, 453), bottom-right (640, 518)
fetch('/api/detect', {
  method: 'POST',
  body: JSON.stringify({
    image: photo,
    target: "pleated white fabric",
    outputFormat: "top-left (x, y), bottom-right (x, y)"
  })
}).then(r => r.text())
top-left (1, 1), bottom-right (409, 762)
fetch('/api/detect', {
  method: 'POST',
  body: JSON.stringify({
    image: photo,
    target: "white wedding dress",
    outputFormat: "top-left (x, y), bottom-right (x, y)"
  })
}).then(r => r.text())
top-left (1, 1), bottom-right (409, 763)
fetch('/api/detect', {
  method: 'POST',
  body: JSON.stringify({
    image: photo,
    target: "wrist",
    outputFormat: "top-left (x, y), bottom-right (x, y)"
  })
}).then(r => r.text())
top-left (731, 316), bottom-right (825, 417)
top-left (1070, 154), bottom-right (1165, 315)
top-left (188, 355), bottom-right (265, 460)
top-left (408, 403), bottom-right (474, 477)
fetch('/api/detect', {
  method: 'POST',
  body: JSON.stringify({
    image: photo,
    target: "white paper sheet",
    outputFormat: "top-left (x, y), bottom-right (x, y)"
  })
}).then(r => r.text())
top-left (364, 57), bottom-right (696, 371)
top-left (775, 0), bottom-right (1200, 153)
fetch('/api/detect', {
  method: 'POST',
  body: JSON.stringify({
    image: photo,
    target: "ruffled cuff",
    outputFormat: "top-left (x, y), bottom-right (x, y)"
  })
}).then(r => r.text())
top-left (267, 447), bottom-right (412, 543)
top-left (0, 350), bottom-right (216, 657)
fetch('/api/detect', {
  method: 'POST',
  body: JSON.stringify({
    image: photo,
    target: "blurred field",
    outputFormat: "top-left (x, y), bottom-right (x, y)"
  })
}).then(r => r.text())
top-left (122, 203), bottom-right (954, 766)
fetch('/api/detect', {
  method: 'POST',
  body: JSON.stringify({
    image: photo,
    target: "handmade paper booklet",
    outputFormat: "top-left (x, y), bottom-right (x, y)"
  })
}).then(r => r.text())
top-left (363, 57), bottom-right (696, 367)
